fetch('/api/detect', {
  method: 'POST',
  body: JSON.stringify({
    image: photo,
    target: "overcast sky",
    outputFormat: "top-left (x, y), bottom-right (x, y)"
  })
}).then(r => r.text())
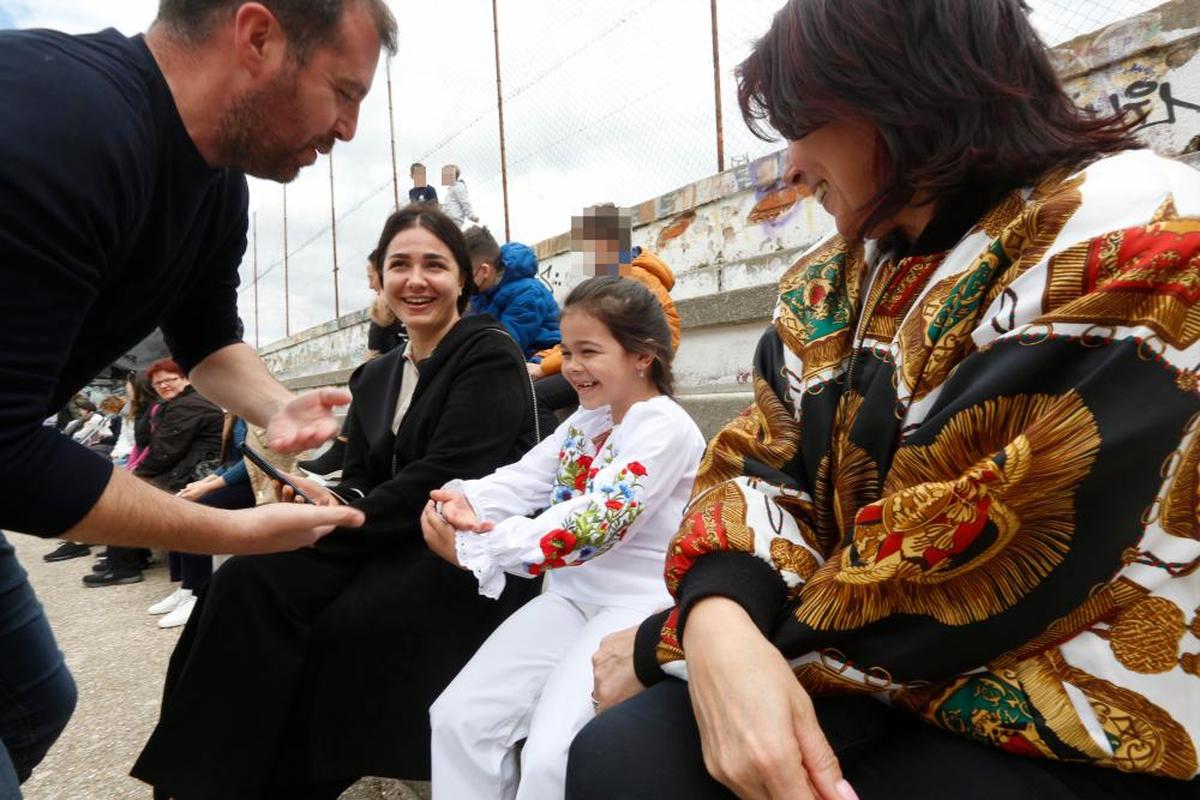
top-left (1, 0), bottom-right (1161, 346)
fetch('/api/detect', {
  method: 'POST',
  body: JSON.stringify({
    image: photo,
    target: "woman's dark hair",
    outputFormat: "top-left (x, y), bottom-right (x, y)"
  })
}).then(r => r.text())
top-left (737, 0), bottom-right (1142, 239)
top-left (126, 370), bottom-right (156, 417)
top-left (218, 414), bottom-right (243, 465)
top-left (372, 205), bottom-right (476, 313)
top-left (563, 276), bottom-right (675, 398)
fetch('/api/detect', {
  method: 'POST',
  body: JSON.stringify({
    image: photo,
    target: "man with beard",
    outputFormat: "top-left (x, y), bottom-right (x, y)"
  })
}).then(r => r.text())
top-left (0, 0), bottom-right (396, 791)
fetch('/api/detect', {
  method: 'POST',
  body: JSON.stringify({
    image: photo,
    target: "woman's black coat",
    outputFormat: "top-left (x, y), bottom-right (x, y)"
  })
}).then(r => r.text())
top-left (301, 313), bottom-right (543, 780)
top-left (134, 385), bottom-right (223, 491)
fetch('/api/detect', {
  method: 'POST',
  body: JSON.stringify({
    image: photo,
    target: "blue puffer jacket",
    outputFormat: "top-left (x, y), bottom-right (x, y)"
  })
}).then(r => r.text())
top-left (470, 242), bottom-right (561, 359)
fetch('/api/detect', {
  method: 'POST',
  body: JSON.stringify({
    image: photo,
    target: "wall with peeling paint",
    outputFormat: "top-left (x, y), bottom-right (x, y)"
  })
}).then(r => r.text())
top-left (262, 0), bottom-right (1200, 439)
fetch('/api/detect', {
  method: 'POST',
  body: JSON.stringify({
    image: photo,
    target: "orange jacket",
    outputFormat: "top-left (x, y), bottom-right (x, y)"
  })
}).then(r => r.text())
top-left (536, 250), bottom-right (680, 376)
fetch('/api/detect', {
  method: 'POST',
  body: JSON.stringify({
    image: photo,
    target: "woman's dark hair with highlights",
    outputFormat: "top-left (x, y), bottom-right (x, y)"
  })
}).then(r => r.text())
top-left (563, 276), bottom-right (675, 398)
top-left (736, 0), bottom-right (1141, 239)
top-left (372, 205), bottom-right (477, 314)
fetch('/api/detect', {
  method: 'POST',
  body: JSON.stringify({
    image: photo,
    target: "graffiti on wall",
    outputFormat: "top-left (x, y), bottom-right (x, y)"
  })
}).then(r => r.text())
top-left (1085, 77), bottom-right (1200, 132)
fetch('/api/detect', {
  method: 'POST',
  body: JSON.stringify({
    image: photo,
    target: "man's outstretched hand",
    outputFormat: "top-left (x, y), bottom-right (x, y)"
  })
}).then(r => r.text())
top-left (225, 503), bottom-right (364, 554)
top-left (266, 388), bottom-right (352, 453)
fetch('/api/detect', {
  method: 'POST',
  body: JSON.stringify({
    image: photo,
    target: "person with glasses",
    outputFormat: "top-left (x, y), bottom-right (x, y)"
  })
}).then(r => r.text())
top-left (87, 359), bottom-right (224, 588)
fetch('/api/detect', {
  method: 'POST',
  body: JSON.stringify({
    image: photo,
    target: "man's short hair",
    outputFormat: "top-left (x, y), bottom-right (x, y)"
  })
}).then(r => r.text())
top-left (156, 0), bottom-right (398, 60)
top-left (410, 162), bottom-right (424, 173)
top-left (463, 226), bottom-right (501, 266)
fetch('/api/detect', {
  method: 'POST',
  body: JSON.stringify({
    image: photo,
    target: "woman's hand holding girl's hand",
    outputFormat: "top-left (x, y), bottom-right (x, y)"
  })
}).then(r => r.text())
top-left (428, 488), bottom-right (492, 532)
top-left (421, 499), bottom-right (461, 566)
top-left (683, 597), bottom-right (858, 800)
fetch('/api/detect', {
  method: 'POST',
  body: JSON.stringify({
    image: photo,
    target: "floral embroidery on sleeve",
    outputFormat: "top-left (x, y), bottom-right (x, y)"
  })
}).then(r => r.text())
top-left (552, 424), bottom-right (616, 504)
top-left (527, 460), bottom-right (648, 576)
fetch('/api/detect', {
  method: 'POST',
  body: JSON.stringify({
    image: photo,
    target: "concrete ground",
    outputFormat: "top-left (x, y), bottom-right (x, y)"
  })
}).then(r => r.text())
top-left (11, 534), bottom-right (428, 800)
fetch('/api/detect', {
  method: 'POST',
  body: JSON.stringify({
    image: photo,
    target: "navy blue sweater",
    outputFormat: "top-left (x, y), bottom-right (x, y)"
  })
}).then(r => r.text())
top-left (0, 28), bottom-right (248, 536)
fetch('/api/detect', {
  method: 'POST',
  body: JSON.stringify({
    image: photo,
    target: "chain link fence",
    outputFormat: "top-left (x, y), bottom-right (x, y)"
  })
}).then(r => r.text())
top-left (220, 0), bottom-right (1171, 345)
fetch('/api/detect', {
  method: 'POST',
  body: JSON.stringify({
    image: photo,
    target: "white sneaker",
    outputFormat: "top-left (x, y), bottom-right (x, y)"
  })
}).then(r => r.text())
top-left (147, 587), bottom-right (191, 616)
top-left (158, 595), bottom-right (197, 629)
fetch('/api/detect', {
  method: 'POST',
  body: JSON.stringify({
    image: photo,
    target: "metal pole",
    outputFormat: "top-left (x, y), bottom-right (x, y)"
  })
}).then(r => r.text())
top-left (252, 211), bottom-right (260, 349)
top-left (283, 185), bottom-right (290, 337)
top-left (329, 152), bottom-right (341, 321)
top-left (709, 0), bottom-right (725, 173)
top-left (386, 56), bottom-right (400, 211)
top-left (491, 0), bottom-right (512, 240)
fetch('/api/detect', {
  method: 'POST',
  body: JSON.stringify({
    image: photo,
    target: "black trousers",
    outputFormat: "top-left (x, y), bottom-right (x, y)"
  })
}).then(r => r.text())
top-left (133, 548), bottom-right (365, 800)
top-left (105, 545), bottom-right (150, 574)
top-left (566, 680), bottom-right (1200, 800)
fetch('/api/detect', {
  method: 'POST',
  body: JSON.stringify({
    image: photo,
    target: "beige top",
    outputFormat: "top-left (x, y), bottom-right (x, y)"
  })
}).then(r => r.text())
top-left (391, 340), bottom-right (421, 434)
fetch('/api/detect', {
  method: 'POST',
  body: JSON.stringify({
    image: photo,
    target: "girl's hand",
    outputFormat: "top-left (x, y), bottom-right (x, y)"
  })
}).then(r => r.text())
top-left (683, 597), bottom-right (856, 800)
top-left (278, 473), bottom-right (339, 507)
top-left (421, 500), bottom-right (461, 566)
top-left (428, 488), bottom-right (492, 533)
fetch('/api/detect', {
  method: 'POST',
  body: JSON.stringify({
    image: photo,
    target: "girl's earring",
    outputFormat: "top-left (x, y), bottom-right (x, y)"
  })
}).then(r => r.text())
top-left (637, 367), bottom-right (645, 378)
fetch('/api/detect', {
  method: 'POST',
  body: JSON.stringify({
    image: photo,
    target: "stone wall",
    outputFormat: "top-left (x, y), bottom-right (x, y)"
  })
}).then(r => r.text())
top-left (262, 0), bottom-right (1200, 439)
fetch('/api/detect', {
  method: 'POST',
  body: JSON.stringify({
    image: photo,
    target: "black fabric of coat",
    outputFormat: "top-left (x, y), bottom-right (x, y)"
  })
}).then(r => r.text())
top-left (134, 385), bottom-right (223, 492)
top-left (132, 314), bottom-right (542, 799)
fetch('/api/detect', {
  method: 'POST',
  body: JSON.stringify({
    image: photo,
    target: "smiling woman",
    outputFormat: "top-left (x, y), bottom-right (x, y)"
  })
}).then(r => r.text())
top-left (132, 206), bottom-right (541, 799)
top-left (376, 206), bottom-right (476, 361)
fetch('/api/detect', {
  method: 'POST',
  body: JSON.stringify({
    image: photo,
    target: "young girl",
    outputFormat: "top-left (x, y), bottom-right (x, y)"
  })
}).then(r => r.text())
top-left (422, 275), bottom-right (706, 799)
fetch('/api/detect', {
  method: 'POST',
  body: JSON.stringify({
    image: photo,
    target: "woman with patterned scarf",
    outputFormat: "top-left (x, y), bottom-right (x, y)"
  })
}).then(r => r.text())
top-left (569, 1), bottom-right (1200, 799)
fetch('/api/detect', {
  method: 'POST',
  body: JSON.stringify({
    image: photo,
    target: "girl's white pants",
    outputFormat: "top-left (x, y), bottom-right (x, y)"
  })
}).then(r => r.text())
top-left (429, 592), bottom-right (649, 800)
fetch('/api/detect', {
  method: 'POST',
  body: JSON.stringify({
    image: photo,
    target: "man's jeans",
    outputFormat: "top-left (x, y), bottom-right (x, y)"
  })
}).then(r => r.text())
top-left (0, 532), bottom-right (77, 796)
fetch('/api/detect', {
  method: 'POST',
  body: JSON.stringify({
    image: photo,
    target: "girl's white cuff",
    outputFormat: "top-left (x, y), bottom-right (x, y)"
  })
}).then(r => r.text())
top-left (455, 531), bottom-right (506, 599)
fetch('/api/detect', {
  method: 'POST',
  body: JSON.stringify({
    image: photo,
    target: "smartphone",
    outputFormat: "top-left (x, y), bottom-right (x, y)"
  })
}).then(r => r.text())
top-left (240, 444), bottom-right (317, 504)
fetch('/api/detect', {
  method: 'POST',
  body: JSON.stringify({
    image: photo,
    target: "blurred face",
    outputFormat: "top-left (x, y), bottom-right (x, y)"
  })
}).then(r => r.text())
top-left (152, 371), bottom-right (189, 401)
top-left (441, 165), bottom-right (456, 186)
top-left (215, 3), bottom-right (382, 182)
top-left (560, 310), bottom-right (653, 415)
top-left (784, 117), bottom-right (886, 239)
top-left (411, 165), bottom-right (426, 186)
top-left (578, 238), bottom-right (629, 278)
top-left (381, 226), bottom-right (464, 341)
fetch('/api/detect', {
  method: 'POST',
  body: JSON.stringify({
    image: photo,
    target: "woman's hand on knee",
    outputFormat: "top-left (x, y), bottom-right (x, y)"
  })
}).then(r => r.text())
top-left (683, 597), bottom-right (857, 800)
top-left (591, 625), bottom-right (645, 713)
